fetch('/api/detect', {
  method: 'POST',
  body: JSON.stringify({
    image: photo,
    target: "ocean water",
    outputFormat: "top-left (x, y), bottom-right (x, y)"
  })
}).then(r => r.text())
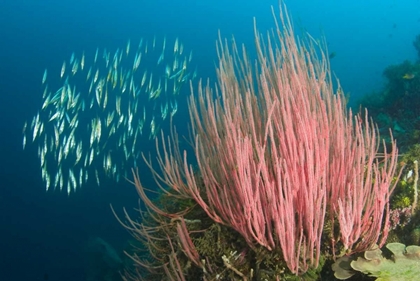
top-left (0, 0), bottom-right (419, 280)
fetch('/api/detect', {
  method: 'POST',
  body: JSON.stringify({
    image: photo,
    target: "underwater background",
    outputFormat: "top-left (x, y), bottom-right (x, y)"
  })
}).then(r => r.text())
top-left (0, 0), bottom-right (419, 280)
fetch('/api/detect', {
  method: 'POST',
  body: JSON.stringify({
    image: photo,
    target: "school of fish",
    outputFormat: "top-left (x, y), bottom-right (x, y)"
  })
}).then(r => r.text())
top-left (23, 37), bottom-right (196, 194)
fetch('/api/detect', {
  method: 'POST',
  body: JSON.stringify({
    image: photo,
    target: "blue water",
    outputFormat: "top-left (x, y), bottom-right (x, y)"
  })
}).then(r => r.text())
top-left (0, 0), bottom-right (419, 280)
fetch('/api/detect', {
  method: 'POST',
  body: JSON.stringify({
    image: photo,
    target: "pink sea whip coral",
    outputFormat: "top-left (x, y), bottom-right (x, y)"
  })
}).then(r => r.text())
top-left (128, 3), bottom-right (399, 276)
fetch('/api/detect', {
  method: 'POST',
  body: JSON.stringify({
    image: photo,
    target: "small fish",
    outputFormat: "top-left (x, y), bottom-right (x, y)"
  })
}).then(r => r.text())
top-left (116, 96), bottom-right (121, 115)
top-left (42, 85), bottom-right (49, 99)
top-left (32, 113), bottom-right (40, 141)
top-left (141, 71), bottom-right (147, 87)
top-left (95, 169), bottom-right (100, 185)
top-left (165, 65), bottom-right (171, 77)
top-left (169, 68), bottom-right (184, 80)
top-left (42, 69), bottom-right (48, 84)
top-left (86, 67), bottom-right (92, 81)
top-left (71, 59), bottom-right (79, 75)
top-left (188, 50), bottom-right (193, 62)
top-left (133, 53), bottom-right (141, 70)
top-left (22, 134), bottom-right (26, 149)
top-left (126, 39), bottom-right (131, 55)
top-left (149, 87), bottom-right (162, 100)
top-left (79, 168), bottom-right (83, 186)
top-left (59, 173), bottom-right (64, 190)
top-left (94, 48), bottom-right (99, 63)
top-left (94, 69), bottom-right (99, 83)
top-left (54, 171), bottom-right (60, 189)
top-left (69, 169), bottom-right (77, 191)
top-left (158, 52), bottom-right (164, 64)
top-left (402, 73), bottom-right (415, 80)
top-left (89, 148), bottom-right (95, 166)
top-left (60, 61), bottom-right (66, 78)
top-left (149, 117), bottom-right (156, 139)
top-left (171, 100), bottom-right (178, 117)
top-left (81, 52), bottom-right (85, 70)
top-left (161, 103), bottom-right (168, 120)
top-left (179, 43), bottom-right (184, 54)
top-left (22, 121), bottom-right (27, 134)
top-left (174, 37), bottom-right (179, 52)
top-left (45, 172), bottom-right (51, 191)
top-left (106, 111), bottom-right (115, 127)
top-left (148, 73), bottom-right (153, 90)
top-left (96, 118), bottom-right (102, 142)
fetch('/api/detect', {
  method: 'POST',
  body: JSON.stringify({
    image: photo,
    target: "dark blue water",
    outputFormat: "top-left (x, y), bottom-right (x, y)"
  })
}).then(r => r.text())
top-left (0, 0), bottom-right (419, 280)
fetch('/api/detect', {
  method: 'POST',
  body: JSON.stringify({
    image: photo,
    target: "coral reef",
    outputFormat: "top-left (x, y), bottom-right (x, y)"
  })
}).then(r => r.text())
top-left (332, 243), bottom-right (420, 281)
top-left (119, 10), bottom-right (420, 281)
top-left (121, 190), bottom-right (327, 280)
top-left (357, 34), bottom-right (420, 151)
